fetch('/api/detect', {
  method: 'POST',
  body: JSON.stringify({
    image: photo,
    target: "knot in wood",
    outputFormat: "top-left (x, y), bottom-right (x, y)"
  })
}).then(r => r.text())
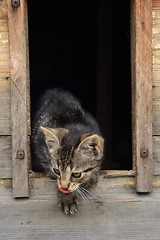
top-left (11, 0), bottom-right (20, 7)
top-left (140, 148), bottom-right (148, 158)
top-left (16, 150), bottom-right (25, 160)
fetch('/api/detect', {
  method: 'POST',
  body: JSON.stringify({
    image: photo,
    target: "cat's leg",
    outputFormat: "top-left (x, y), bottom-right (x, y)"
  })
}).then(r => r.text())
top-left (58, 191), bottom-right (79, 215)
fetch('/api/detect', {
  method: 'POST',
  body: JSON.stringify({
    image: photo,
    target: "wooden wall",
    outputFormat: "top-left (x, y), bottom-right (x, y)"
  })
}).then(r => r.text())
top-left (0, 0), bottom-right (160, 179)
top-left (153, 0), bottom-right (160, 174)
top-left (0, 0), bottom-right (12, 178)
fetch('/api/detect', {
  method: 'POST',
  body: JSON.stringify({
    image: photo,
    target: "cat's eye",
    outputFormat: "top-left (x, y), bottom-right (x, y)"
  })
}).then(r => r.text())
top-left (53, 168), bottom-right (60, 176)
top-left (72, 172), bottom-right (81, 178)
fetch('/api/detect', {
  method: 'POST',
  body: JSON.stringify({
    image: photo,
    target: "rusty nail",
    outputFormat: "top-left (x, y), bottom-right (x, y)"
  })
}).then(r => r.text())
top-left (16, 150), bottom-right (25, 160)
top-left (140, 148), bottom-right (148, 158)
top-left (11, 0), bottom-right (20, 7)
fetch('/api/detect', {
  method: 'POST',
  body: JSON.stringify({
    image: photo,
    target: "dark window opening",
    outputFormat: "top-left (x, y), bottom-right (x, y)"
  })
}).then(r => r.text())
top-left (28, 0), bottom-right (132, 171)
top-left (112, 1), bottom-right (132, 170)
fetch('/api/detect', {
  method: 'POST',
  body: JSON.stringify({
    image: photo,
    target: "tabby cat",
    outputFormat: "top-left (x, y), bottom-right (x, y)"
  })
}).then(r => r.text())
top-left (31, 89), bottom-right (104, 214)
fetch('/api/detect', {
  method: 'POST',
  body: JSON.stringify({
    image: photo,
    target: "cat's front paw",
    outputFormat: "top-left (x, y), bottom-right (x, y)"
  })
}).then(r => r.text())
top-left (58, 193), bottom-right (79, 215)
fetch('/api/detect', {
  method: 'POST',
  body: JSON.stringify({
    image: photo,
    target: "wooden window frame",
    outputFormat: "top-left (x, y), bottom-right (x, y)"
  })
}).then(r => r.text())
top-left (7, 0), bottom-right (30, 197)
top-left (7, 0), bottom-right (153, 197)
top-left (131, 0), bottom-right (152, 192)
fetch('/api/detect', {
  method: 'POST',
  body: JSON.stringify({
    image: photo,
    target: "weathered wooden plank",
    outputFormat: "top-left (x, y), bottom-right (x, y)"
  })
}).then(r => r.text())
top-left (153, 85), bottom-right (160, 135)
top-left (152, 0), bottom-right (160, 135)
top-left (0, 136), bottom-right (33, 179)
top-left (0, 200), bottom-right (160, 240)
top-left (2, 176), bottom-right (160, 202)
top-left (0, 1), bottom-right (11, 135)
top-left (100, 170), bottom-right (135, 178)
top-left (0, 177), bottom-right (160, 239)
top-left (0, 79), bottom-right (11, 135)
top-left (0, 136), bottom-right (11, 178)
top-left (7, 0), bottom-right (30, 197)
top-left (153, 136), bottom-right (160, 175)
top-left (131, 0), bottom-right (153, 192)
top-left (0, 1), bottom-right (10, 78)
top-left (1, 138), bottom-right (159, 180)
top-left (0, 0), bottom-right (8, 20)
top-left (0, 19), bottom-right (10, 78)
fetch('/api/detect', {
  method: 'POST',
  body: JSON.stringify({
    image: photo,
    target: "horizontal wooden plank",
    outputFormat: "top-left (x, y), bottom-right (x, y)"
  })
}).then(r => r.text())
top-left (0, 136), bottom-right (32, 179)
top-left (153, 86), bottom-right (160, 135)
top-left (0, 3), bottom-right (11, 136)
top-left (0, 134), bottom-right (160, 178)
top-left (152, 0), bottom-right (160, 135)
top-left (0, 136), bottom-right (11, 178)
top-left (99, 170), bottom-right (135, 177)
top-left (153, 136), bottom-right (160, 175)
top-left (0, 4), bottom-right (11, 136)
top-left (0, 79), bottom-right (11, 135)
top-left (1, 176), bottom-right (160, 201)
top-left (153, 48), bottom-right (160, 133)
top-left (0, 177), bottom-right (160, 239)
top-left (0, 135), bottom-right (159, 179)
top-left (152, 0), bottom-right (160, 11)
top-left (1, 200), bottom-right (160, 240)
top-left (0, 19), bottom-right (10, 78)
top-left (0, 0), bottom-right (8, 20)
top-left (0, 77), bottom-right (30, 136)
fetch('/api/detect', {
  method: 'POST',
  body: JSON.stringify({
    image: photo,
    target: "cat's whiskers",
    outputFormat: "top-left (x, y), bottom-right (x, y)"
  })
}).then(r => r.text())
top-left (77, 187), bottom-right (98, 203)
top-left (79, 187), bottom-right (93, 202)
top-left (78, 188), bottom-right (95, 202)
top-left (80, 187), bottom-right (98, 200)
top-left (76, 188), bottom-right (85, 202)
top-left (76, 188), bottom-right (89, 204)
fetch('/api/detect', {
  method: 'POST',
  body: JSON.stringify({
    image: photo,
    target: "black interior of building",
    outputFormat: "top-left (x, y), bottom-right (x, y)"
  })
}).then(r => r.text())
top-left (28, 0), bottom-right (132, 170)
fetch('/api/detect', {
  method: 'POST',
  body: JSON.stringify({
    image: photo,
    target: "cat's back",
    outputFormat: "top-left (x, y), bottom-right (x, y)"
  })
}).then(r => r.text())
top-left (32, 89), bottom-right (84, 128)
top-left (40, 88), bottom-right (81, 111)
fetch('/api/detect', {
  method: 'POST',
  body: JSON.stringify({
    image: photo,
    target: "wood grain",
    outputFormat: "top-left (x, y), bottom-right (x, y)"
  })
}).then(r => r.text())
top-left (131, 0), bottom-right (153, 192)
top-left (152, 0), bottom-right (160, 135)
top-left (0, 177), bottom-right (160, 239)
top-left (7, 0), bottom-right (30, 197)
top-left (0, 2), bottom-right (11, 134)
top-left (0, 0), bottom-right (10, 79)
top-left (153, 136), bottom-right (160, 175)
top-left (0, 79), bottom-right (11, 135)
top-left (0, 136), bottom-right (11, 178)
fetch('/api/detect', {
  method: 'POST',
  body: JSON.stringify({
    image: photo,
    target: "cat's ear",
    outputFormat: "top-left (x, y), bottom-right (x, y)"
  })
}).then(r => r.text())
top-left (40, 126), bottom-right (68, 153)
top-left (77, 134), bottom-right (104, 160)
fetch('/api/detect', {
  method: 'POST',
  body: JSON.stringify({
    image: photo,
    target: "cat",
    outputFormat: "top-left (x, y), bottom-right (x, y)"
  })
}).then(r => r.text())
top-left (31, 88), bottom-right (104, 214)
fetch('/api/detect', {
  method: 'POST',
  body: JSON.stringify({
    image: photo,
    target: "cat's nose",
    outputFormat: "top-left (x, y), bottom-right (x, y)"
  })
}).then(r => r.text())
top-left (61, 181), bottom-right (69, 190)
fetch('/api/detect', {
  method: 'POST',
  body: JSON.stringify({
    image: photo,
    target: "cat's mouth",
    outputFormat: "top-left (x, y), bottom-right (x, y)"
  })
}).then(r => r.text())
top-left (58, 186), bottom-right (71, 194)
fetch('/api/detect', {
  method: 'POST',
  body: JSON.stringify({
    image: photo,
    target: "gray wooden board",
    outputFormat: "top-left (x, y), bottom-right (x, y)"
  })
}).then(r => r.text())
top-left (7, 0), bottom-right (29, 197)
top-left (0, 177), bottom-right (160, 239)
top-left (0, 136), bottom-right (11, 178)
top-left (0, 79), bottom-right (11, 135)
top-left (1, 199), bottom-right (160, 240)
top-left (153, 136), bottom-right (160, 175)
top-left (131, 0), bottom-right (153, 192)
top-left (0, 135), bottom-right (160, 178)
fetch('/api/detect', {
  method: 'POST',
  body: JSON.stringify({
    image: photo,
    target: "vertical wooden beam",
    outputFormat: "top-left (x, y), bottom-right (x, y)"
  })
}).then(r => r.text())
top-left (131, 0), bottom-right (153, 192)
top-left (7, 0), bottom-right (30, 197)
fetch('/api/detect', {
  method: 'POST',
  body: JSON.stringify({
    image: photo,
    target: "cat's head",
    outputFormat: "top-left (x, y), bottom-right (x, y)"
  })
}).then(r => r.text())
top-left (41, 126), bottom-right (104, 193)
